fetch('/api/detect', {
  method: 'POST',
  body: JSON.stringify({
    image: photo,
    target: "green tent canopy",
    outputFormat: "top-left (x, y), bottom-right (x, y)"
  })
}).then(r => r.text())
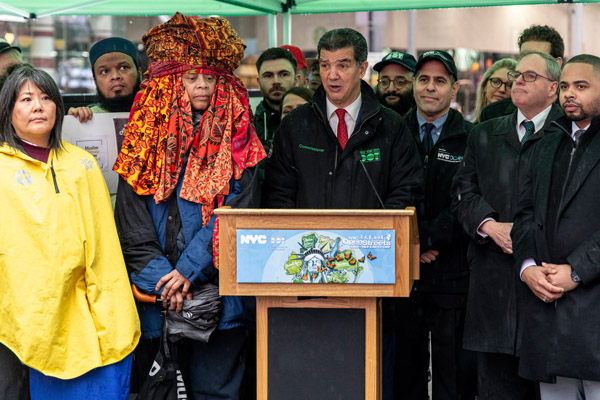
top-left (0, 0), bottom-right (598, 18)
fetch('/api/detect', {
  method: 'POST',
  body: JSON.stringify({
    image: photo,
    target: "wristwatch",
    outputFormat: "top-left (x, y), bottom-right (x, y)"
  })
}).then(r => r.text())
top-left (571, 270), bottom-right (581, 283)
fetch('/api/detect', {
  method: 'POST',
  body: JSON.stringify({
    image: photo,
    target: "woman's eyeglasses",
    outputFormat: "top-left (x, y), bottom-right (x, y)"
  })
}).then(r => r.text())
top-left (488, 77), bottom-right (513, 90)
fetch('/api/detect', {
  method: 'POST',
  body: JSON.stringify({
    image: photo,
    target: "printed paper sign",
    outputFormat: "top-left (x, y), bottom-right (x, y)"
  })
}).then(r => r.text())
top-left (62, 113), bottom-right (129, 194)
top-left (236, 229), bottom-right (396, 284)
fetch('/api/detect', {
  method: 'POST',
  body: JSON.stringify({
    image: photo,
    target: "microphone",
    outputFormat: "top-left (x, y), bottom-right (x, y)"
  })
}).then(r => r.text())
top-left (354, 151), bottom-right (386, 209)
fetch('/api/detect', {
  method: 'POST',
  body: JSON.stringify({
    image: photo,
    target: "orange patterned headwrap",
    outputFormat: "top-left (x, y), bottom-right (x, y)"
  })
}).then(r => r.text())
top-left (113, 14), bottom-right (266, 229)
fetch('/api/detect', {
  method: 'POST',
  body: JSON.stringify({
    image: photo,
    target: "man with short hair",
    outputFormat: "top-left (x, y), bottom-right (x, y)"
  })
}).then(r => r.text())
top-left (0, 39), bottom-right (22, 76)
top-left (68, 37), bottom-right (142, 122)
top-left (263, 30), bottom-right (422, 399)
top-left (480, 24), bottom-right (565, 122)
top-left (281, 44), bottom-right (309, 87)
top-left (511, 54), bottom-right (600, 400)
top-left (263, 27), bottom-right (422, 211)
top-left (518, 24), bottom-right (564, 67)
top-left (394, 50), bottom-right (476, 400)
top-left (452, 51), bottom-right (562, 399)
top-left (254, 47), bottom-right (299, 153)
top-left (373, 51), bottom-right (416, 117)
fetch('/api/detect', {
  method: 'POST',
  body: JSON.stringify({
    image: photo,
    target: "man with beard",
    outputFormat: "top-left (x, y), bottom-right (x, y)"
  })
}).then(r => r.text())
top-left (68, 37), bottom-right (141, 122)
top-left (254, 47), bottom-right (299, 153)
top-left (512, 54), bottom-right (600, 400)
top-left (373, 51), bottom-right (416, 117)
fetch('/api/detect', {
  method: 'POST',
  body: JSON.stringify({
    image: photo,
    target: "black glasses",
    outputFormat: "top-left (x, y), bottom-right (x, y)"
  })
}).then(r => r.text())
top-left (488, 77), bottom-right (513, 90)
top-left (507, 70), bottom-right (555, 83)
top-left (378, 77), bottom-right (410, 89)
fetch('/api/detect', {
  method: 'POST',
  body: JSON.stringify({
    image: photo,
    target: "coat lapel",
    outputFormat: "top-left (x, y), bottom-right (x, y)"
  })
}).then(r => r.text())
top-left (536, 133), bottom-right (563, 231)
top-left (491, 112), bottom-right (521, 153)
top-left (558, 126), bottom-right (600, 217)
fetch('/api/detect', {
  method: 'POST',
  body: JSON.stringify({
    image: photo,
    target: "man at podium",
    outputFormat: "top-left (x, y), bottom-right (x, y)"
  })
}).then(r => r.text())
top-left (262, 28), bottom-right (422, 210)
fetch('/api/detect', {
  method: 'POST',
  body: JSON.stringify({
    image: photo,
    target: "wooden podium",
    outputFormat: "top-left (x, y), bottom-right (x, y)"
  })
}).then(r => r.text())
top-left (214, 209), bottom-right (419, 400)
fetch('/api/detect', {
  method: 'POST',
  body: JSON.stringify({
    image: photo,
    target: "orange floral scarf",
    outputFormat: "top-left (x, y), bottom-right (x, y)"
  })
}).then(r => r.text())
top-left (113, 61), bottom-right (266, 228)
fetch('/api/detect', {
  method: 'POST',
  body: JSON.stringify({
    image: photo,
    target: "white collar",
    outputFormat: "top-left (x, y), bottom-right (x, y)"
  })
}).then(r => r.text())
top-left (517, 104), bottom-right (553, 133)
top-left (326, 94), bottom-right (362, 122)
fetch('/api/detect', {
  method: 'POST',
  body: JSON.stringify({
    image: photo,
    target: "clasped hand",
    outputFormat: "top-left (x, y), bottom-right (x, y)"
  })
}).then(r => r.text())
top-left (521, 263), bottom-right (579, 303)
top-left (155, 269), bottom-right (193, 312)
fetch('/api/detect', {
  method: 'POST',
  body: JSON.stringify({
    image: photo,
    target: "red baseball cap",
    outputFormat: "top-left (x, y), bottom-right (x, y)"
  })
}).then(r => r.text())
top-left (280, 45), bottom-right (307, 71)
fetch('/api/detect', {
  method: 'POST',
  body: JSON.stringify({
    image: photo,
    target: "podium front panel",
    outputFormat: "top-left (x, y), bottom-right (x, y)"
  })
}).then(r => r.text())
top-left (214, 209), bottom-right (419, 297)
top-left (257, 297), bottom-right (380, 400)
top-left (268, 307), bottom-right (365, 399)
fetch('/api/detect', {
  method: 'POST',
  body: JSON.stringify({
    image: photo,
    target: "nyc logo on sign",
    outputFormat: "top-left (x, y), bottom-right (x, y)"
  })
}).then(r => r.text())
top-left (240, 234), bottom-right (267, 244)
top-left (360, 148), bottom-right (381, 163)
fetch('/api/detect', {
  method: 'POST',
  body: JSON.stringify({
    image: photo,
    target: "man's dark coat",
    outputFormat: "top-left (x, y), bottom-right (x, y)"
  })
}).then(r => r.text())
top-left (452, 104), bottom-right (564, 354)
top-left (262, 80), bottom-right (423, 210)
top-left (404, 107), bottom-right (472, 293)
top-left (512, 115), bottom-right (600, 382)
top-left (452, 105), bottom-right (563, 355)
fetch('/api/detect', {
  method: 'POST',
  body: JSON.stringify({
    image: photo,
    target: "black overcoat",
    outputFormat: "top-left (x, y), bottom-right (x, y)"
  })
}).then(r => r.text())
top-left (452, 104), bottom-right (564, 354)
top-left (512, 116), bottom-right (600, 382)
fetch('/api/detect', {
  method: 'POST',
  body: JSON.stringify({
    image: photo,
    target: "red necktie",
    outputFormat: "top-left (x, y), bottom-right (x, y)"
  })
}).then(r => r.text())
top-left (335, 108), bottom-right (348, 150)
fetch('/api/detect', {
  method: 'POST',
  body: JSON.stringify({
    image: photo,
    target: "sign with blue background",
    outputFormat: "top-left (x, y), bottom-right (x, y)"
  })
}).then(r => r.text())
top-left (236, 229), bottom-right (396, 284)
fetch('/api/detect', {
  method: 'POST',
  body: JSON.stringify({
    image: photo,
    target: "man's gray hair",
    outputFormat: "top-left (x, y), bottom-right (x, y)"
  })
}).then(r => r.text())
top-left (519, 51), bottom-right (561, 82)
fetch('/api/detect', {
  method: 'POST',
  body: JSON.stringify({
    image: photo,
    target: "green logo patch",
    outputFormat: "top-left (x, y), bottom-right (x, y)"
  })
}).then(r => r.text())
top-left (360, 148), bottom-right (381, 163)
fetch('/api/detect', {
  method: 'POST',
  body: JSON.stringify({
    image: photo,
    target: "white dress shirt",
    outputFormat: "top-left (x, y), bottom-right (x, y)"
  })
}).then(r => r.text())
top-left (326, 94), bottom-right (362, 138)
top-left (516, 104), bottom-right (552, 142)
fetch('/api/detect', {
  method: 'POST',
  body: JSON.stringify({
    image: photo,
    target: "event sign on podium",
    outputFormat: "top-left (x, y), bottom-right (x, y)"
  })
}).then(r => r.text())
top-left (214, 208), bottom-right (419, 400)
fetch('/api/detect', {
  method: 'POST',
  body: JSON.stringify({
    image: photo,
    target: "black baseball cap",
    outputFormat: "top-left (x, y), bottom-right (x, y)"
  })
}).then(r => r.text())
top-left (415, 50), bottom-right (457, 80)
top-left (373, 51), bottom-right (417, 73)
top-left (0, 39), bottom-right (21, 55)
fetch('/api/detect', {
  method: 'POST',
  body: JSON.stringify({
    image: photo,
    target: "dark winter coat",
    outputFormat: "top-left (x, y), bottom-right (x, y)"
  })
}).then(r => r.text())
top-left (262, 80), bottom-right (423, 210)
top-left (451, 104), bottom-right (564, 354)
top-left (254, 99), bottom-right (281, 154)
top-left (404, 107), bottom-right (472, 293)
top-left (512, 115), bottom-right (600, 382)
top-left (115, 164), bottom-right (259, 339)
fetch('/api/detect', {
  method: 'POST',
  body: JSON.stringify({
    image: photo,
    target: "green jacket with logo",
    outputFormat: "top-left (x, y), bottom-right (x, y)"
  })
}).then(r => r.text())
top-left (262, 80), bottom-right (423, 211)
top-left (405, 107), bottom-right (472, 293)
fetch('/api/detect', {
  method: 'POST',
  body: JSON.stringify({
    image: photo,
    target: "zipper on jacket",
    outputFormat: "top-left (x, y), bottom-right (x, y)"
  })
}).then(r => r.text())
top-left (550, 121), bottom-right (579, 197)
top-left (50, 160), bottom-right (60, 193)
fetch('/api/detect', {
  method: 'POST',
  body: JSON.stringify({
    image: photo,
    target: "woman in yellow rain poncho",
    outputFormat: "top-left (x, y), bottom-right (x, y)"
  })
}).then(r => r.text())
top-left (0, 64), bottom-right (140, 399)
